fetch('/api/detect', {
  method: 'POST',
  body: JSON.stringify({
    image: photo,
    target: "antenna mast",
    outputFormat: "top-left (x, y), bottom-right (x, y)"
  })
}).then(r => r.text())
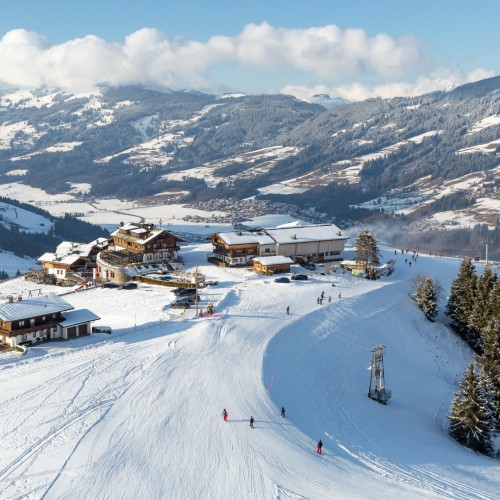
top-left (368, 345), bottom-right (391, 404)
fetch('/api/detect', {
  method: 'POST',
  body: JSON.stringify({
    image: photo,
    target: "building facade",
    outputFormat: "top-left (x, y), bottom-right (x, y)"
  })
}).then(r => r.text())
top-left (209, 224), bottom-right (347, 267)
top-left (0, 295), bottom-right (100, 348)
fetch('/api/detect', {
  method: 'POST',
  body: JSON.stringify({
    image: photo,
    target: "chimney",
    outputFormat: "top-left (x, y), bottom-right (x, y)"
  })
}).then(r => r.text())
top-left (292, 234), bottom-right (297, 239)
top-left (17, 296), bottom-right (22, 301)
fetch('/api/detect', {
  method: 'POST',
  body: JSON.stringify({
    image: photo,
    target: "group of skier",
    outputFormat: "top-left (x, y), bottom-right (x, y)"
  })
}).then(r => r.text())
top-left (316, 290), bottom-right (341, 305)
top-left (222, 406), bottom-right (324, 454)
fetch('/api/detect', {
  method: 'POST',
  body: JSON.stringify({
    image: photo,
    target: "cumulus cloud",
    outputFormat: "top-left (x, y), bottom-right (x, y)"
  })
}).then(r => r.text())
top-left (0, 24), bottom-right (495, 100)
top-left (281, 67), bottom-right (498, 102)
top-left (0, 24), bottom-right (426, 93)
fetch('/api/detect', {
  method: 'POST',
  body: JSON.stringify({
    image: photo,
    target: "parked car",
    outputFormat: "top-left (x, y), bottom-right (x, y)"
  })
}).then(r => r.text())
top-left (206, 280), bottom-right (219, 286)
top-left (173, 287), bottom-right (197, 296)
top-left (92, 325), bottom-right (113, 333)
top-left (170, 301), bottom-right (190, 309)
top-left (102, 282), bottom-right (120, 289)
top-left (291, 274), bottom-right (308, 281)
top-left (175, 295), bottom-right (200, 305)
top-left (120, 282), bottom-right (138, 290)
top-left (300, 261), bottom-right (316, 270)
top-left (274, 277), bottom-right (290, 283)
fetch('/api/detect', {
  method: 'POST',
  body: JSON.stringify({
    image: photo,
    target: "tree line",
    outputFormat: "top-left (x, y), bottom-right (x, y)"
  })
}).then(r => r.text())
top-left (447, 259), bottom-right (500, 456)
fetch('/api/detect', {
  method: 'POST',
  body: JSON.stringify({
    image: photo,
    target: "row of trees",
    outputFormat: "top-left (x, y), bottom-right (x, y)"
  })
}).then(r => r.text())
top-left (447, 260), bottom-right (499, 456)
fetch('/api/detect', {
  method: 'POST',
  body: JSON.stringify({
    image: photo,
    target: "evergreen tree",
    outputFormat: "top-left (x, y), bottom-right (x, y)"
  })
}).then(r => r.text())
top-left (449, 360), bottom-right (493, 456)
top-left (447, 258), bottom-right (478, 339)
top-left (478, 318), bottom-right (500, 431)
top-left (355, 229), bottom-right (381, 270)
top-left (468, 267), bottom-right (496, 343)
top-left (414, 276), bottom-right (439, 319)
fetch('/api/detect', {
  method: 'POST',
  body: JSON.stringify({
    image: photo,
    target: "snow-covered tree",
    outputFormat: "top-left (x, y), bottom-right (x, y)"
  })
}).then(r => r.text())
top-left (478, 318), bottom-right (500, 431)
top-left (449, 360), bottom-right (493, 456)
top-left (468, 266), bottom-right (496, 341)
top-left (447, 258), bottom-right (478, 339)
top-left (355, 229), bottom-right (380, 271)
top-left (413, 275), bottom-right (440, 319)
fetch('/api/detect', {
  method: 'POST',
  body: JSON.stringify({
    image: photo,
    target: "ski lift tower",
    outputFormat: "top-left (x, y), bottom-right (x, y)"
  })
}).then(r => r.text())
top-left (368, 345), bottom-right (391, 404)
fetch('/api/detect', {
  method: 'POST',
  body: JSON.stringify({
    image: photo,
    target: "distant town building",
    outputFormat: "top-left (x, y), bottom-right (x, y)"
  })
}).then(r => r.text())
top-left (209, 223), bottom-right (348, 267)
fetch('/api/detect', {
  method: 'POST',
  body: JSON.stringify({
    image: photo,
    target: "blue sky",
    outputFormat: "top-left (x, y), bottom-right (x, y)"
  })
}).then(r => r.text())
top-left (0, 0), bottom-right (498, 100)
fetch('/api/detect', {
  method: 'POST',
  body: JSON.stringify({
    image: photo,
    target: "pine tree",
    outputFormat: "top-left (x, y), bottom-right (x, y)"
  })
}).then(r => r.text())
top-left (355, 229), bottom-right (380, 271)
top-left (468, 267), bottom-right (496, 344)
top-left (414, 276), bottom-right (439, 319)
top-left (447, 258), bottom-right (478, 340)
top-left (449, 360), bottom-right (493, 456)
top-left (478, 318), bottom-right (500, 431)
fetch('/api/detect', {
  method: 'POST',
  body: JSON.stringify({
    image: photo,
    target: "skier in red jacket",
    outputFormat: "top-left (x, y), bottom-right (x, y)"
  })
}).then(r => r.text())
top-left (222, 409), bottom-right (228, 422)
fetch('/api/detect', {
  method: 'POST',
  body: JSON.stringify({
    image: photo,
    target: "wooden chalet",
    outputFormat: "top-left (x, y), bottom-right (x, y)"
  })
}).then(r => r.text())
top-left (109, 222), bottom-right (184, 262)
top-left (0, 295), bottom-right (100, 348)
top-left (252, 256), bottom-right (294, 275)
top-left (208, 230), bottom-right (276, 267)
top-left (37, 238), bottom-right (108, 284)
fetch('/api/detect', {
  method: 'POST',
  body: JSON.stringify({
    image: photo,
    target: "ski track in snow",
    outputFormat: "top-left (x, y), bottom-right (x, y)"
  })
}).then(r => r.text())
top-left (0, 250), bottom-right (498, 499)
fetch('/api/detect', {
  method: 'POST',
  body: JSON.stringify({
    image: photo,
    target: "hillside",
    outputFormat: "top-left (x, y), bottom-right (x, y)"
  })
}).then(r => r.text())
top-left (0, 78), bottom-right (499, 255)
top-left (0, 245), bottom-right (498, 498)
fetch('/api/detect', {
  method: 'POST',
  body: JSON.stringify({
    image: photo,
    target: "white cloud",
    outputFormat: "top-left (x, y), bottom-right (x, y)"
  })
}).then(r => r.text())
top-left (282, 67), bottom-right (498, 102)
top-left (0, 25), bottom-right (496, 100)
top-left (0, 24), bottom-right (426, 93)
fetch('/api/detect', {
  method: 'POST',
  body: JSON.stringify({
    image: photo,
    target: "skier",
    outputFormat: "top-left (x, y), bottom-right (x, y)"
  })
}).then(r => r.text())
top-left (317, 440), bottom-right (323, 454)
top-left (321, 291), bottom-right (325, 299)
top-left (328, 296), bottom-right (332, 303)
top-left (280, 406), bottom-right (286, 418)
top-left (286, 305), bottom-right (290, 315)
top-left (317, 297), bottom-right (320, 304)
top-left (338, 292), bottom-right (341, 299)
top-left (250, 416), bottom-right (254, 429)
top-left (222, 409), bottom-right (228, 422)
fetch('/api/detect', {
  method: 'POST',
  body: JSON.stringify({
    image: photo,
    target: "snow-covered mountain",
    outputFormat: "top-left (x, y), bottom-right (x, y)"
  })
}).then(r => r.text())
top-left (0, 241), bottom-right (499, 498)
top-left (0, 77), bottom-right (499, 241)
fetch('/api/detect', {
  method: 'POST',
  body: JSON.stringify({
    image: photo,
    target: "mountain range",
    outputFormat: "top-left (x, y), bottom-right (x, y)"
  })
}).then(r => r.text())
top-left (0, 77), bottom-right (498, 256)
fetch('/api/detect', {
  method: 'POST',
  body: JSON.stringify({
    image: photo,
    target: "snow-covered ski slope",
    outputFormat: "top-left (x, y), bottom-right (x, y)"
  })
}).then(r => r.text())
top-left (0, 245), bottom-right (498, 499)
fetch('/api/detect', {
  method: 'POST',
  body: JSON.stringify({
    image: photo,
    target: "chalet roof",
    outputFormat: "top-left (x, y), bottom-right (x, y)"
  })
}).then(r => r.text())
top-left (0, 295), bottom-right (74, 322)
top-left (58, 309), bottom-right (100, 327)
top-left (37, 239), bottom-right (105, 265)
top-left (110, 223), bottom-right (184, 245)
top-left (37, 252), bottom-right (84, 266)
top-left (218, 231), bottom-right (275, 246)
top-left (253, 256), bottom-right (294, 266)
top-left (264, 224), bottom-right (348, 245)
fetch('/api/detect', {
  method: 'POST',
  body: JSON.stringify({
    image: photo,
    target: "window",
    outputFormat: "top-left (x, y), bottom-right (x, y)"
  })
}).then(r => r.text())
top-left (22, 334), bottom-right (27, 341)
top-left (19, 320), bottom-right (25, 327)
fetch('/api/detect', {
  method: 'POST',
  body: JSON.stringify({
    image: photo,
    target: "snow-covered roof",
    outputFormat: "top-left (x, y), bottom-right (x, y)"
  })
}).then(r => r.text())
top-left (218, 231), bottom-right (275, 246)
top-left (110, 223), bottom-right (182, 245)
top-left (253, 256), bottom-right (294, 266)
top-left (37, 239), bottom-right (103, 265)
top-left (58, 308), bottom-right (100, 327)
top-left (264, 224), bottom-right (348, 244)
top-left (37, 252), bottom-right (84, 265)
top-left (0, 294), bottom-right (74, 322)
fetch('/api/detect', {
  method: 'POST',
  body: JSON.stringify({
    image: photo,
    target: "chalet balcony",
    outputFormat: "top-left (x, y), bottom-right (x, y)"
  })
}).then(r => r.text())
top-left (0, 321), bottom-right (59, 338)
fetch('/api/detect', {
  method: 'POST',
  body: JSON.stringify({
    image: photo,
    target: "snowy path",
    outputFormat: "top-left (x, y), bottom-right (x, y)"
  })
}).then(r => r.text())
top-left (0, 250), bottom-right (499, 499)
